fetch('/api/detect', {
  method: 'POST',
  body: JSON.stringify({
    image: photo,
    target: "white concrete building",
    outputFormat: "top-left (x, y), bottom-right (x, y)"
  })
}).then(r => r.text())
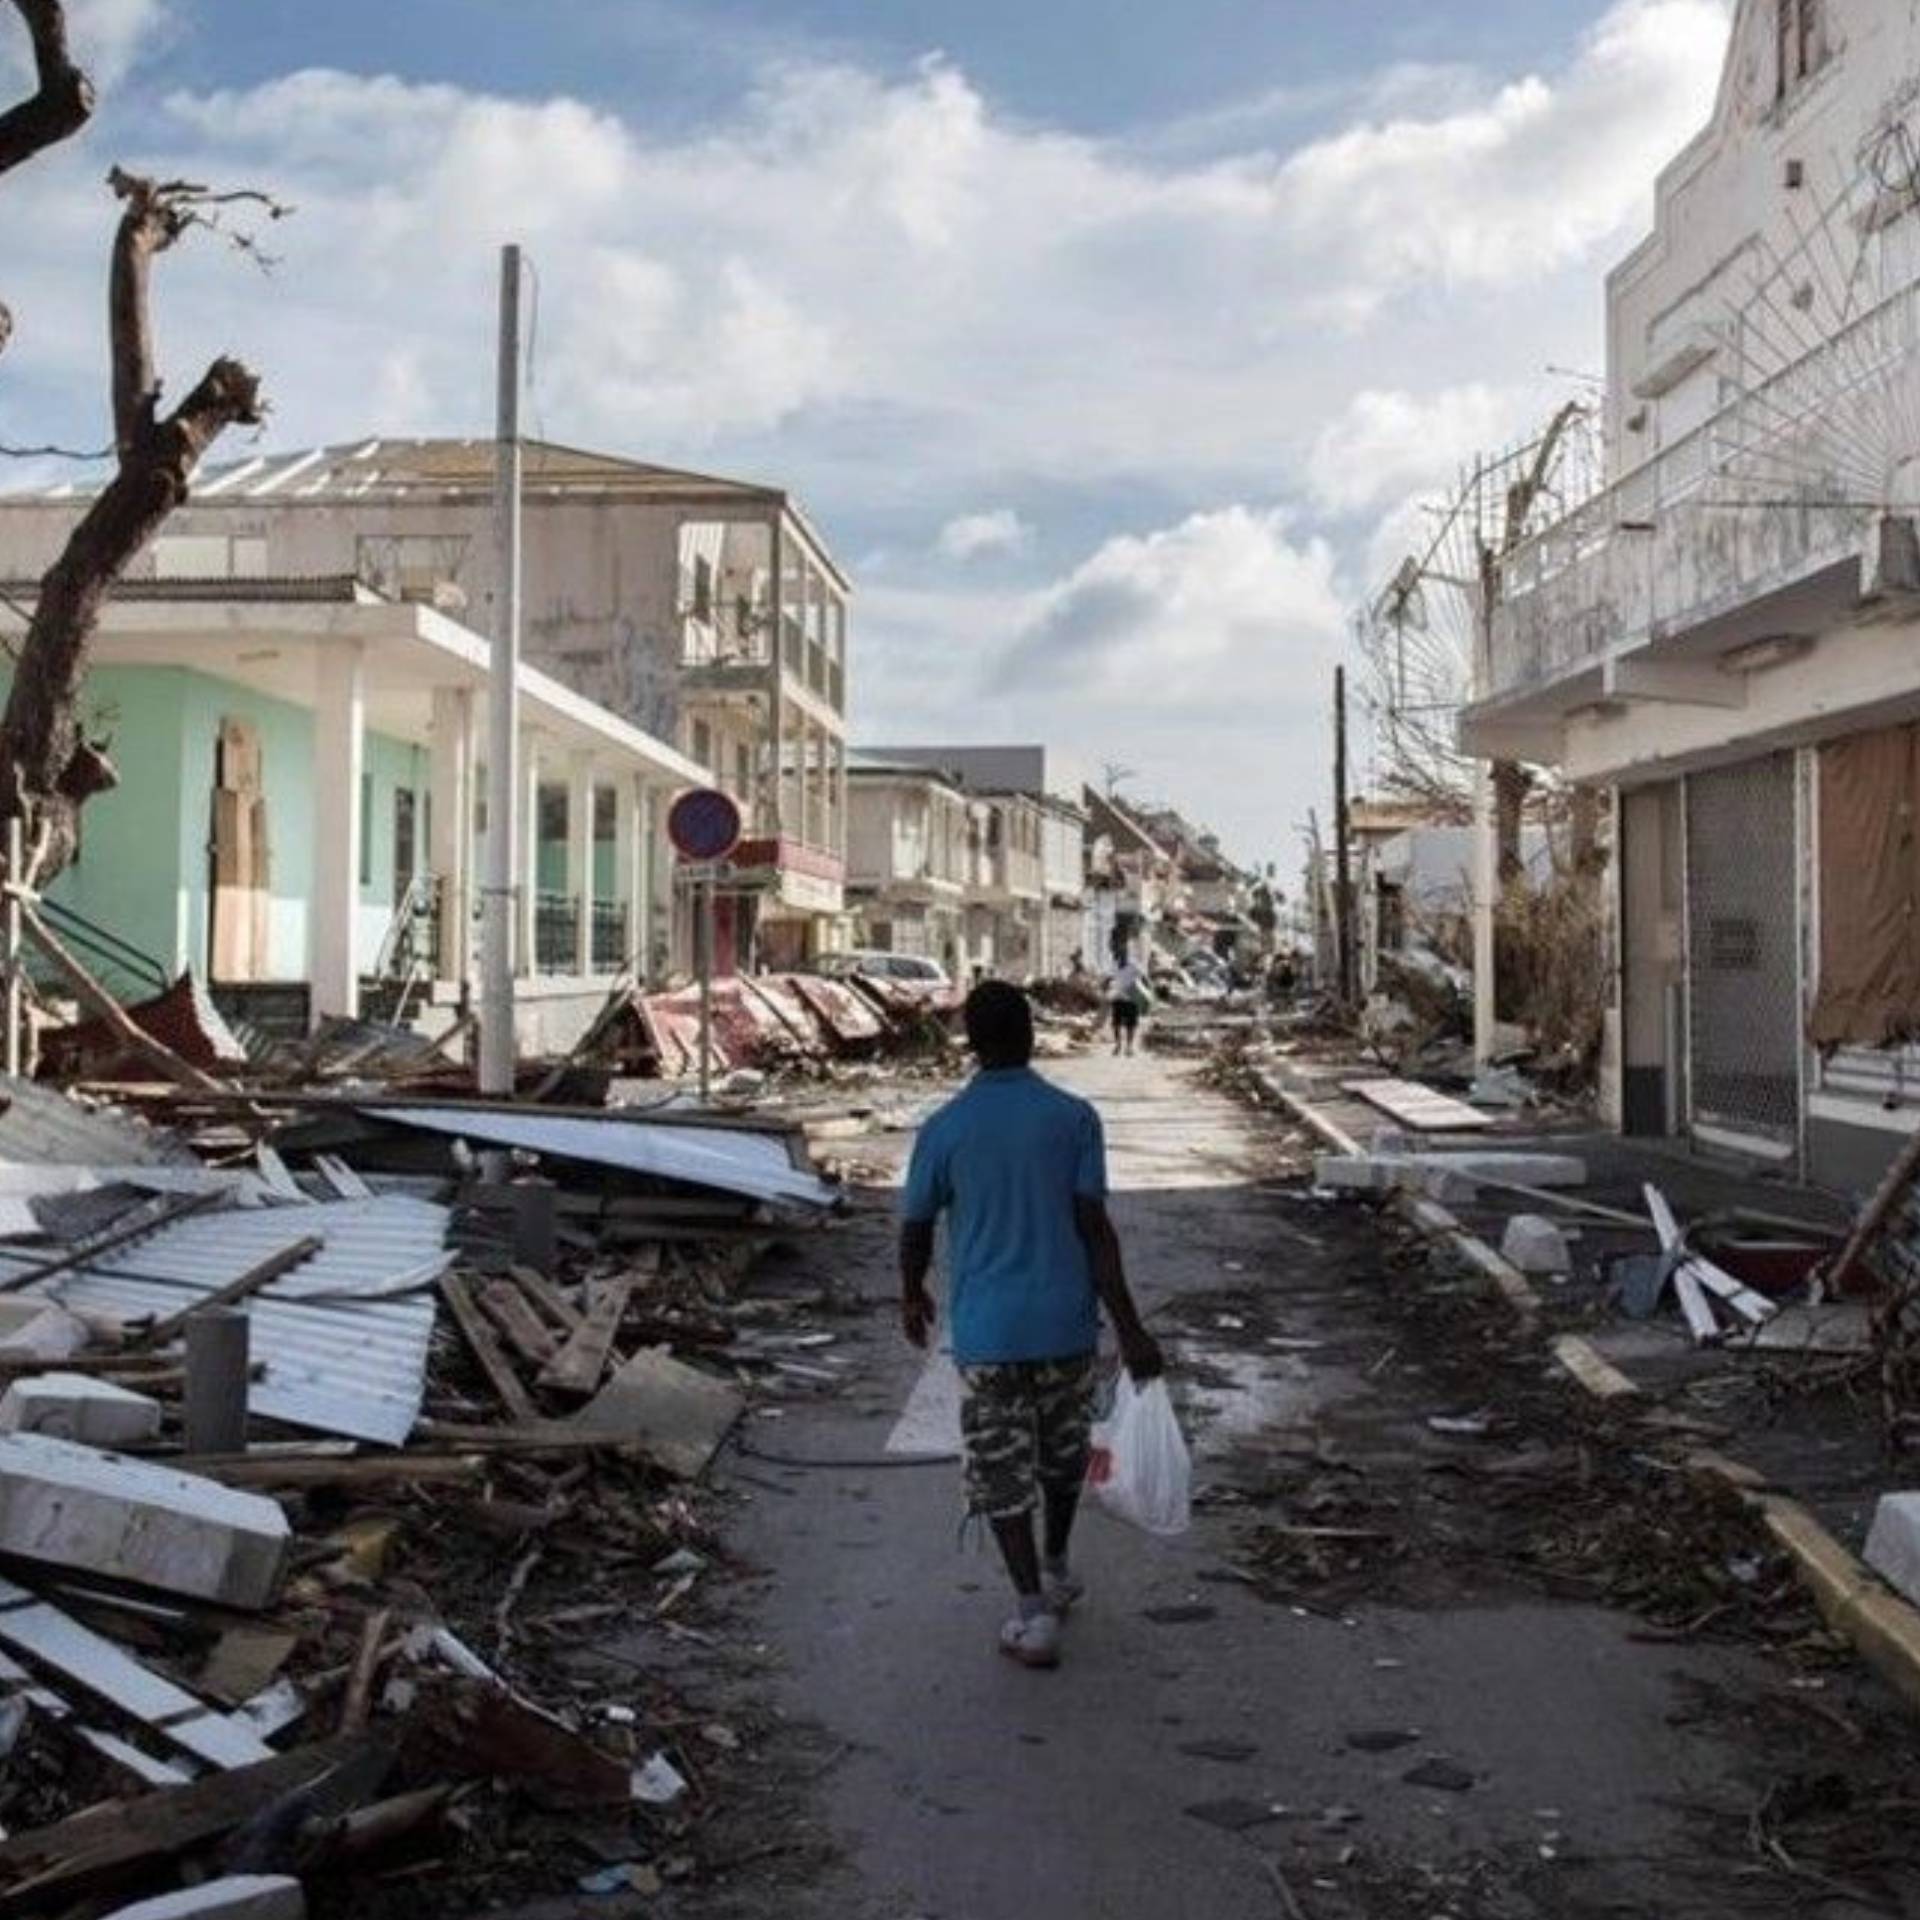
top-left (1464, 0), bottom-right (1920, 1183)
top-left (865, 745), bottom-right (1089, 974)
top-left (845, 759), bottom-right (970, 973)
top-left (0, 440), bottom-right (853, 976)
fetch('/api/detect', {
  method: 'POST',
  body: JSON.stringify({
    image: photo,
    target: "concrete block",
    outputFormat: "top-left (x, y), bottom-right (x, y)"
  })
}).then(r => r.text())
top-left (103, 1876), bottom-right (305, 1920)
top-left (1314, 1155), bottom-right (1396, 1193)
top-left (1500, 1215), bottom-right (1573, 1279)
top-left (0, 1433), bottom-right (288, 1609)
top-left (0, 1297), bottom-right (90, 1360)
top-left (0, 1372), bottom-right (162, 1447)
top-left (1865, 1494), bottom-right (1920, 1608)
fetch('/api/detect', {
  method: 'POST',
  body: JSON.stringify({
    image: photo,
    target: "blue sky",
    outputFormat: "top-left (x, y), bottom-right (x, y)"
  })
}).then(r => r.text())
top-left (3, 0), bottom-right (1735, 864)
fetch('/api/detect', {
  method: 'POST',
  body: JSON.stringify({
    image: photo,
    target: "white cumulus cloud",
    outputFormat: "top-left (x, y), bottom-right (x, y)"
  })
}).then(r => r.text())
top-left (937, 508), bottom-right (1029, 560)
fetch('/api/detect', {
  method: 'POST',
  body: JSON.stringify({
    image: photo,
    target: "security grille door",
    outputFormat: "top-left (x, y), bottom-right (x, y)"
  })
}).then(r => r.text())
top-left (1686, 755), bottom-right (1799, 1147)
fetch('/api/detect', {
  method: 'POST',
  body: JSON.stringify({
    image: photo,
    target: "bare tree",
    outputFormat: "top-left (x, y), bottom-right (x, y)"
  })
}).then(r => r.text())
top-left (0, 1), bottom-right (276, 885)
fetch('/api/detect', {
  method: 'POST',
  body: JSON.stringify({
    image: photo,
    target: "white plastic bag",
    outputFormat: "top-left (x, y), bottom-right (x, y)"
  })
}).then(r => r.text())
top-left (1087, 1374), bottom-right (1191, 1536)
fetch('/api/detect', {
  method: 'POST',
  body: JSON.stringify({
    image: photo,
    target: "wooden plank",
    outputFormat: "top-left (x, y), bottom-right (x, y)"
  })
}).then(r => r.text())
top-left (509, 1264), bottom-right (585, 1334)
top-left (1342, 1078), bottom-right (1494, 1132)
top-left (435, 1272), bottom-right (536, 1423)
top-left (537, 1275), bottom-right (634, 1396)
top-left (0, 1581), bottom-right (273, 1772)
top-left (339, 1606), bottom-right (392, 1734)
top-left (478, 1278), bottom-right (559, 1365)
top-left (172, 1452), bottom-right (487, 1489)
top-left (0, 1734), bottom-right (379, 1913)
top-left (141, 1233), bottom-right (326, 1346)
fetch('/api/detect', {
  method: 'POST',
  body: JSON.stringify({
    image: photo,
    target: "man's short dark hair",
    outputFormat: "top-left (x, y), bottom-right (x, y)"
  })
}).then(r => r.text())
top-left (965, 980), bottom-right (1034, 1066)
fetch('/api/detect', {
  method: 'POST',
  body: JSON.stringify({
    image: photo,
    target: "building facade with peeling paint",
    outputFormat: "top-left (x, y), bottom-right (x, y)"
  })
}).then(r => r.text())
top-left (0, 439), bottom-right (854, 978)
top-left (1466, 0), bottom-right (1920, 1184)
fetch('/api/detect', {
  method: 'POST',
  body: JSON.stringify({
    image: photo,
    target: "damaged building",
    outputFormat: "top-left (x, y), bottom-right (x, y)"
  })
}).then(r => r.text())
top-left (1464, 0), bottom-right (1920, 1185)
top-left (0, 439), bottom-right (854, 984)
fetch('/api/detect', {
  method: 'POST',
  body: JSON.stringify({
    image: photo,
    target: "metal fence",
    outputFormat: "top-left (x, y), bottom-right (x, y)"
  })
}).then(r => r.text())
top-left (534, 892), bottom-right (580, 974)
top-left (590, 899), bottom-right (629, 976)
top-left (1685, 755), bottom-right (1800, 1147)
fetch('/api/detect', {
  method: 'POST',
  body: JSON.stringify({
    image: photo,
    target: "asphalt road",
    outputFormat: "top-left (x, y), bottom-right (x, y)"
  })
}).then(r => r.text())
top-left (707, 1050), bottom-right (1920, 1920)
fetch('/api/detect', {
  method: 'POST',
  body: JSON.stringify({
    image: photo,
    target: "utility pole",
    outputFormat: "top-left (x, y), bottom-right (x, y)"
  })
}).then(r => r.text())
top-left (479, 243), bottom-right (523, 1097)
top-left (1333, 665), bottom-right (1355, 1008)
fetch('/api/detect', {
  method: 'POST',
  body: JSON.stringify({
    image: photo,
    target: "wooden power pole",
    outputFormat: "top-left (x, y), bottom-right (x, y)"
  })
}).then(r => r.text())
top-left (1333, 665), bottom-right (1355, 1008)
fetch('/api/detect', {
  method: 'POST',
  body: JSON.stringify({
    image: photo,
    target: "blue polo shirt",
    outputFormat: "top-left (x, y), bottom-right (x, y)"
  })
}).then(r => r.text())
top-left (901, 1066), bottom-right (1106, 1365)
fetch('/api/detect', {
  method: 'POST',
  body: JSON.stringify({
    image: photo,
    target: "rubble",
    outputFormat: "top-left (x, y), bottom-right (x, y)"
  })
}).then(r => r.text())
top-left (1498, 1215), bottom-right (1572, 1280)
top-left (1865, 1494), bottom-right (1920, 1610)
top-left (0, 1435), bottom-right (290, 1606)
top-left (0, 1046), bottom-right (873, 1916)
top-left (0, 1370), bottom-right (162, 1445)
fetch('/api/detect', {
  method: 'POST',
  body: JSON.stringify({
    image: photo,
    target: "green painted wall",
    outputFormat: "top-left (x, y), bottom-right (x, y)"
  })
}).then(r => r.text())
top-left (35, 664), bottom-right (426, 985)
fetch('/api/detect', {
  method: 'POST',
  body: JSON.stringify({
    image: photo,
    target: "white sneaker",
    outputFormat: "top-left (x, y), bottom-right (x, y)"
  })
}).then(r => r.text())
top-left (999, 1611), bottom-right (1062, 1669)
top-left (1043, 1568), bottom-right (1085, 1616)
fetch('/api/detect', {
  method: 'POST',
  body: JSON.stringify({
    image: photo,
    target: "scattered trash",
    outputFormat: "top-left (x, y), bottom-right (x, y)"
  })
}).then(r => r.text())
top-left (631, 1752), bottom-right (690, 1806)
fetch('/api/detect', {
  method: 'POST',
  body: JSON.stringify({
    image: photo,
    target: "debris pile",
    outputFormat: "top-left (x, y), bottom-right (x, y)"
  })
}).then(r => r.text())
top-left (0, 1076), bottom-right (848, 1916)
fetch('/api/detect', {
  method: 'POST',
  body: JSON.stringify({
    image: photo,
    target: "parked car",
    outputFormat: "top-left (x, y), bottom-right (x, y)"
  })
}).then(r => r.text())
top-left (818, 950), bottom-right (954, 990)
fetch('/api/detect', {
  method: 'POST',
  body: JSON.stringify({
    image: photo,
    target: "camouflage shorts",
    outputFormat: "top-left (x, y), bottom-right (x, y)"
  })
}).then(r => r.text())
top-left (958, 1355), bottom-right (1098, 1521)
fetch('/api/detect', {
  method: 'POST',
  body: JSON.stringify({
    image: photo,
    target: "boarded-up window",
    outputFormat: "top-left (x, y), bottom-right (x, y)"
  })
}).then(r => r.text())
top-left (1809, 723), bottom-right (1920, 1048)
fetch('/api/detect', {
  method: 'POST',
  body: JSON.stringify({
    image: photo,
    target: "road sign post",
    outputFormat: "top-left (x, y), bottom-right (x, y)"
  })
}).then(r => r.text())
top-left (667, 789), bottom-right (744, 1105)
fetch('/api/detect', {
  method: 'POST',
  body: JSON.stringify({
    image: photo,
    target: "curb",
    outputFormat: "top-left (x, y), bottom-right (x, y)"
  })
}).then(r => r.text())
top-left (1692, 1452), bottom-right (1920, 1716)
top-left (1257, 1071), bottom-right (1920, 1715)
top-left (1254, 1068), bottom-right (1634, 1392)
top-left (1253, 1068), bottom-right (1361, 1157)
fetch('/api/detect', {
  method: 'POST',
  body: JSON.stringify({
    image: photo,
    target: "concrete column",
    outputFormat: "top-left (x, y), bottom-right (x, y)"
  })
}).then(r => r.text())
top-left (518, 735), bottom-right (542, 977)
top-left (766, 520), bottom-right (785, 835)
top-left (429, 686), bottom-right (474, 986)
top-left (310, 639), bottom-right (364, 1023)
top-left (796, 720), bottom-right (813, 850)
top-left (568, 756), bottom-right (595, 976)
top-left (618, 776), bottom-right (644, 976)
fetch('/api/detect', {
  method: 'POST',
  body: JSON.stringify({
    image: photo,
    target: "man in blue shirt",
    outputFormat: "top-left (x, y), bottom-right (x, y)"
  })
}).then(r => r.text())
top-left (900, 981), bottom-right (1164, 1669)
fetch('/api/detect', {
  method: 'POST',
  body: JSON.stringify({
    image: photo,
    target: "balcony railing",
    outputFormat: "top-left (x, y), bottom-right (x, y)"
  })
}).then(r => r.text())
top-left (1487, 270), bottom-right (1920, 701)
top-left (590, 898), bottom-right (629, 976)
top-left (534, 891), bottom-right (579, 974)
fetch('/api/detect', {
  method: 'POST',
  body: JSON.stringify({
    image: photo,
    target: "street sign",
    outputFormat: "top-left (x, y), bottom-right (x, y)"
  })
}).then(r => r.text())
top-left (668, 787), bottom-right (743, 864)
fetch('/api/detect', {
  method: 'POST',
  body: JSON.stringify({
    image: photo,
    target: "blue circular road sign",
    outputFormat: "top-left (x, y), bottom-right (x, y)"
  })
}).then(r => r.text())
top-left (668, 786), bottom-right (744, 863)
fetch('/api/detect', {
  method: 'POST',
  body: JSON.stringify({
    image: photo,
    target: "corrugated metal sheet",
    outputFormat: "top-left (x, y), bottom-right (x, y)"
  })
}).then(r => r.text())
top-left (369, 1106), bottom-right (838, 1210)
top-left (0, 1196), bottom-right (448, 1446)
top-left (0, 1081), bottom-right (193, 1167)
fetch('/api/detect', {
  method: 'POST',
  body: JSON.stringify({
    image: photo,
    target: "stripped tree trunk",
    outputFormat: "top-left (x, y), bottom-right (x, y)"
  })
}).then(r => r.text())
top-left (0, 5), bottom-right (269, 887)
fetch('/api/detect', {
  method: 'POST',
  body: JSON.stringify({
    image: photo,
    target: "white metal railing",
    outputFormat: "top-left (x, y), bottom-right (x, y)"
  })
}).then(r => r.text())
top-left (1493, 270), bottom-right (1920, 678)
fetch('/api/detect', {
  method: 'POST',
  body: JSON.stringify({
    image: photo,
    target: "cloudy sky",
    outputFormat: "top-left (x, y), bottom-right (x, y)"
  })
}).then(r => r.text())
top-left (2, 0), bottom-right (1734, 866)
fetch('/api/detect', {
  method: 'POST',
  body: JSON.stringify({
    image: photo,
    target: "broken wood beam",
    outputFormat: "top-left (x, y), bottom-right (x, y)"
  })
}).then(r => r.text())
top-left (0, 1735), bottom-right (377, 1914)
top-left (147, 1233), bottom-right (326, 1345)
top-left (339, 1605), bottom-right (392, 1734)
top-left (435, 1272), bottom-right (536, 1423)
top-left (477, 1277), bottom-right (558, 1366)
top-left (509, 1263), bottom-right (584, 1333)
top-left (536, 1275), bottom-right (634, 1396)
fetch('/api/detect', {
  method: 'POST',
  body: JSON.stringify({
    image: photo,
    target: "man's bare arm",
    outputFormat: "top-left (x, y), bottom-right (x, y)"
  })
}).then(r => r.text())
top-left (1074, 1195), bottom-right (1164, 1380)
top-left (899, 1218), bottom-right (936, 1348)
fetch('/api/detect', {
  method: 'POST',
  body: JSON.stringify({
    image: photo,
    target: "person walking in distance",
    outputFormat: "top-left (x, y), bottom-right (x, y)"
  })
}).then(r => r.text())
top-left (1109, 953), bottom-right (1145, 1056)
top-left (899, 982), bottom-right (1165, 1669)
